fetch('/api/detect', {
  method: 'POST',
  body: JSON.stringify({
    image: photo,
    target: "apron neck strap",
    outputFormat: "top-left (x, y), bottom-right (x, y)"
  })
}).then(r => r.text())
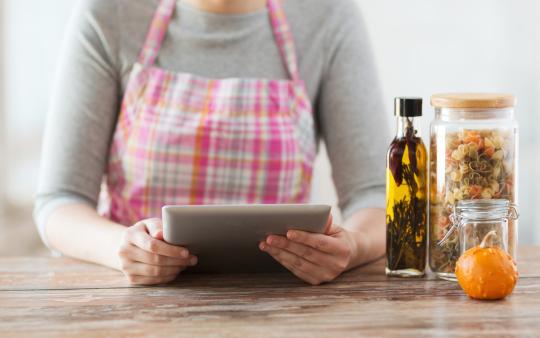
top-left (138, 0), bottom-right (301, 82)
top-left (267, 0), bottom-right (300, 82)
top-left (138, 0), bottom-right (176, 66)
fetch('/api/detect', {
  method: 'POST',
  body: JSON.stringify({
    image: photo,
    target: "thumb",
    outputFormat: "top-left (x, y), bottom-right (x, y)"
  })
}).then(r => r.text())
top-left (324, 213), bottom-right (338, 235)
top-left (144, 218), bottom-right (164, 240)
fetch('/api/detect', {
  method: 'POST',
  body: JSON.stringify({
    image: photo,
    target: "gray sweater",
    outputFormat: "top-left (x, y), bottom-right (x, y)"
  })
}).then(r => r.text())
top-left (35, 0), bottom-right (390, 245)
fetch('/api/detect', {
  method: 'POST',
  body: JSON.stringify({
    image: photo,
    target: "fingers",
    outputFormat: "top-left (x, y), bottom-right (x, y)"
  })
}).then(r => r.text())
top-left (272, 257), bottom-right (321, 286)
top-left (143, 218), bottom-right (164, 240)
top-left (127, 225), bottom-right (188, 258)
top-left (120, 219), bottom-right (198, 286)
top-left (324, 214), bottom-right (335, 234)
top-left (260, 242), bottom-right (335, 285)
top-left (286, 229), bottom-right (346, 255)
top-left (120, 244), bottom-right (197, 267)
top-left (265, 235), bottom-right (341, 270)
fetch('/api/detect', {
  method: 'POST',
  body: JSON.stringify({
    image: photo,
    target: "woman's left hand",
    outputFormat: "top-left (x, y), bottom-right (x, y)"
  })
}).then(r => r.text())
top-left (259, 216), bottom-right (358, 285)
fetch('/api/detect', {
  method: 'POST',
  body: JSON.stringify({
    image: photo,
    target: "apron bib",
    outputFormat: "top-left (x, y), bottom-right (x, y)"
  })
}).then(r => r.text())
top-left (103, 0), bottom-right (316, 225)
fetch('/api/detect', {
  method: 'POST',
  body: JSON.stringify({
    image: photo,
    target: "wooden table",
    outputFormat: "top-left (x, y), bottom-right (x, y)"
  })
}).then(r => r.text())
top-left (1, 247), bottom-right (539, 337)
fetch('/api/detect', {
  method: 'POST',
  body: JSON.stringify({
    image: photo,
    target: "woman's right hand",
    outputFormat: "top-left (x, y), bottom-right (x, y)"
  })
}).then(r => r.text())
top-left (117, 218), bottom-right (198, 285)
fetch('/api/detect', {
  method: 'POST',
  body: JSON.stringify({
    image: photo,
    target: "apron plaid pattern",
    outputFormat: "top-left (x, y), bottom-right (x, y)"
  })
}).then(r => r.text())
top-left (103, 0), bottom-right (316, 225)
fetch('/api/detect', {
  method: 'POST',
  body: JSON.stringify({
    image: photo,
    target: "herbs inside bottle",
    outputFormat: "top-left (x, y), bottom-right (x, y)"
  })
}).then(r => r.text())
top-left (386, 98), bottom-right (427, 277)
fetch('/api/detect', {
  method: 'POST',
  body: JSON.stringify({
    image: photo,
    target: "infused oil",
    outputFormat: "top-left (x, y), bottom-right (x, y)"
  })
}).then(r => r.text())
top-left (386, 98), bottom-right (427, 277)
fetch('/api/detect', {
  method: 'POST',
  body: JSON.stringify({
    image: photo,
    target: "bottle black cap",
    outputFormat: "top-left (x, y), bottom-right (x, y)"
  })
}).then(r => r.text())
top-left (394, 97), bottom-right (423, 117)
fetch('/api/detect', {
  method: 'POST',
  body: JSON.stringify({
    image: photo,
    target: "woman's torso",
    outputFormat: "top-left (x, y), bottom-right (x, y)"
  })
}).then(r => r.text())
top-left (34, 0), bottom-right (389, 238)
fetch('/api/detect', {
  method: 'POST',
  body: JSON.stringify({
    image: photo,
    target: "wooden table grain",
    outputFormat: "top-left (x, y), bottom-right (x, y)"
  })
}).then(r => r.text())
top-left (1, 247), bottom-right (539, 337)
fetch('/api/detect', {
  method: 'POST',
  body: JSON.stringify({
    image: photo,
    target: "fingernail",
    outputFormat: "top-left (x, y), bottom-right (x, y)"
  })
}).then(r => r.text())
top-left (266, 237), bottom-right (274, 245)
top-left (288, 231), bottom-right (297, 240)
top-left (189, 257), bottom-right (198, 266)
top-left (181, 250), bottom-right (189, 258)
top-left (259, 242), bottom-right (266, 251)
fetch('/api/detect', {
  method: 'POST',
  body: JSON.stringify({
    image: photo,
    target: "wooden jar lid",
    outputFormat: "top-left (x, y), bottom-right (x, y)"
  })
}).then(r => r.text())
top-left (430, 93), bottom-right (516, 108)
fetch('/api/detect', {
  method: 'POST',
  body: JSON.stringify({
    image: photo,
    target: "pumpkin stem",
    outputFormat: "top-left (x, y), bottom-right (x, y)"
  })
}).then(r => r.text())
top-left (480, 230), bottom-right (498, 248)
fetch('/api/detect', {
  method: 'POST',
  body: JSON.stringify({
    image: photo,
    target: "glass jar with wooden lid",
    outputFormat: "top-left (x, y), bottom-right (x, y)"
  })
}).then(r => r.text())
top-left (428, 93), bottom-right (518, 281)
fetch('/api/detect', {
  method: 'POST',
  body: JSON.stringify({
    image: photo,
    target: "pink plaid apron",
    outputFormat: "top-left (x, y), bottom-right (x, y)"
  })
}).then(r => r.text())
top-left (103, 0), bottom-right (316, 225)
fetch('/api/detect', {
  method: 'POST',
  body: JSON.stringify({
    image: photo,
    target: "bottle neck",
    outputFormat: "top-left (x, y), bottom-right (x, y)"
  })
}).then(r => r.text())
top-left (396, 116), bottom-right (419, 139)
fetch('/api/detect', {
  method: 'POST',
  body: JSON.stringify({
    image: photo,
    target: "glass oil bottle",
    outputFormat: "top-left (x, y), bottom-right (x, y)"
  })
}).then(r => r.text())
top-left (385, 98), bottom-right (427, 277)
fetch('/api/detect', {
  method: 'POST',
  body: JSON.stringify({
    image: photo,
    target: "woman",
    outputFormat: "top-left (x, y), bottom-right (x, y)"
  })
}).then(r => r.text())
top-left (35, 0), bottom-right (389, 285)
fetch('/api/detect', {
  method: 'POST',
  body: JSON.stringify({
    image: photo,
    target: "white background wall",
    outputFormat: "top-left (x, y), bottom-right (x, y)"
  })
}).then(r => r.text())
top-left (2, 0), bottom-right (75, 206)
top-left (1, 1), bottom-right (539, 245)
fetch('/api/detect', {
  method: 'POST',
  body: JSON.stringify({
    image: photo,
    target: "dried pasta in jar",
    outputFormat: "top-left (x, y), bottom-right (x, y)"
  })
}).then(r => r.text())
top-left (429, 93), bottom-right (518, 280)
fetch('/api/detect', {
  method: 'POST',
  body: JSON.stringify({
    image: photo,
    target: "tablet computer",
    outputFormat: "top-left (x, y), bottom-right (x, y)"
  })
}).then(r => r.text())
top-left (162, 204), bottom-right (331, 273)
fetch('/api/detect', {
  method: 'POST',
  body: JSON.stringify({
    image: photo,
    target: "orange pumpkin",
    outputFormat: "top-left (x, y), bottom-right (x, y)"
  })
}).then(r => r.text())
top-left (455, 231), bottom-right (518, 300)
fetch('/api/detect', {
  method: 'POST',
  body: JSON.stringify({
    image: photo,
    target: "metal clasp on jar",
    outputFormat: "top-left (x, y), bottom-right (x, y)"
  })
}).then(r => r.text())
top-left (437, 200), bottom-right (519, 247)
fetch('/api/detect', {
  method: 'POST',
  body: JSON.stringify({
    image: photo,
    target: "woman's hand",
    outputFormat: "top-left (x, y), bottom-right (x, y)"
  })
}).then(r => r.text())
top-left (117, 218), bottom-right (198, 285)
top-left (259, 215), bottom-right (358, 285)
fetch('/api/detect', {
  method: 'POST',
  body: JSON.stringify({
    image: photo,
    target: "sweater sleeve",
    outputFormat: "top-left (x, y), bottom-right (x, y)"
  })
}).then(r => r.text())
top-left (34, 0), bottom-right (121, 247)
top-left (317, 1), bottom-right (391, 220)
